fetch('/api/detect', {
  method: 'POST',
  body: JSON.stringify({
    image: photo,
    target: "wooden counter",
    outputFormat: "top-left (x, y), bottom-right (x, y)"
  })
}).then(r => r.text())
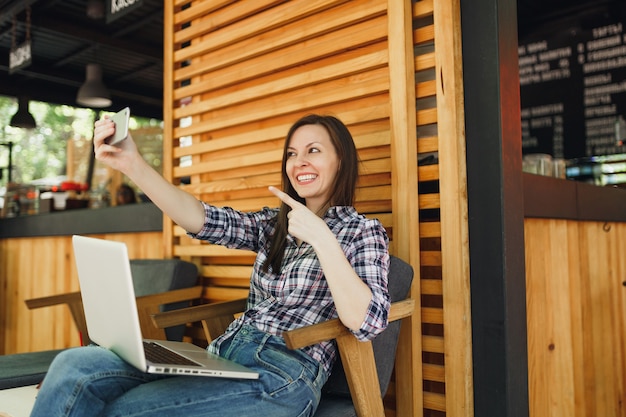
top-left (523, 172), bottom-right (626, 222)
top-left (523, 173), bottom-right (626, 417)
top-left (0, 204), bottom-right (164, 355)
top-left (0, 202), bottom-right (162, 238)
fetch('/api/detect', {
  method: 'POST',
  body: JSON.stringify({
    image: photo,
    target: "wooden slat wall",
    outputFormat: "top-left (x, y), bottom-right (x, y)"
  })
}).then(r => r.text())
top-left (163, 1), bottom-right (472, 416)
top-left (0, 232), bottom-right (162, 355)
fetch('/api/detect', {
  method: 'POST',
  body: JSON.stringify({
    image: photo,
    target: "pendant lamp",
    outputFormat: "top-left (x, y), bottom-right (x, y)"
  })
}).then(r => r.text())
top-left (76, 63), bottom-right (111, 108)
top-left (9, 97), bottom-right (36, 129)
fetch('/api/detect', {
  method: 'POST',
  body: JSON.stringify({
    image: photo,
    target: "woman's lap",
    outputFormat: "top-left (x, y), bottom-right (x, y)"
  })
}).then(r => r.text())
top-left (31, 326), bottom-right (326, 417)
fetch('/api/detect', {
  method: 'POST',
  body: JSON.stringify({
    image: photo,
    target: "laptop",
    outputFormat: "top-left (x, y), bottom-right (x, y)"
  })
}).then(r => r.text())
top-left (72, 235), bottom-right (258, 380)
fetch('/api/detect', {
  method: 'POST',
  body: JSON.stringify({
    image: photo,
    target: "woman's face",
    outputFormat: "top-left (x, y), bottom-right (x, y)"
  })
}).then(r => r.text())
top-left (285, 124), bottom-right (339, 213)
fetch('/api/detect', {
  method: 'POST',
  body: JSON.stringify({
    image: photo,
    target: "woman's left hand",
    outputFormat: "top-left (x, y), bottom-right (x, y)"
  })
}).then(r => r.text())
top-left (268, 186), bottom-right (331, 247)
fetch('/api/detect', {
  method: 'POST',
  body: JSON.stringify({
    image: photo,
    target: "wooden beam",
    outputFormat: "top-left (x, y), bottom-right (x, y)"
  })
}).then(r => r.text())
top-left (387, 1), bottom-right (421, 416)
top-left (433, 1), bottom-right (475, 416)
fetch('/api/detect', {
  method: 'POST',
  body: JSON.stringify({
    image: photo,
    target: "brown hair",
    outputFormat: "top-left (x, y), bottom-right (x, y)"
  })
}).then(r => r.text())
top-left (263, 114), bottom-right (359, 272)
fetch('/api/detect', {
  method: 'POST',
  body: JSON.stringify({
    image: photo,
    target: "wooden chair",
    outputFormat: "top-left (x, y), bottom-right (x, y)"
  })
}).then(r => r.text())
top-left (152, 256), bottom-right (415, 417)
top-left (25, 259), bottom-right (203, 344)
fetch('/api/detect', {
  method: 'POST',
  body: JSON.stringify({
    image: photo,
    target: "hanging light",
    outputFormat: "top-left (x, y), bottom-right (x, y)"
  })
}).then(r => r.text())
top-left (76, 63), bottom-right (111, 108)
top-left (10, 97), bottom-right (36, 129)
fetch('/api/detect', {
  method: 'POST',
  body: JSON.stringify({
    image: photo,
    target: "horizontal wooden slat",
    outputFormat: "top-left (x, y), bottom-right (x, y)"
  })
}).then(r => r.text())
top-left (177, 148), bottom-right (282, 177)
top-left (415, 51), bottom-right (436, 71)
top-left (419, 221), bottom-right (441, 238)
top-left (202, 265), bottom-right (253, 279)
top-left (356, 185), bottom-right (391, 202)
top-left (423, 392), bottom-right (446, 412)
top-left (414, 0), bottom-right (434, 18)
top-left (204, 278), bottom-right (251, 288)
top-left (418, 164), bottom-right (439, 181)
top-left (420, 251), bottom-right (442, 267)
top-left (422, 307), bottom-right (443, 324)
top-left (421, 279), bottom-right (443, 295)
top-left (174, 125), bottom-right (285, 158)
top-left (416, 107), bottom-right (438, 125)
top-left (416, 80), bottom-right (437, 99)
top-left (355, 200), bottom-right (392, 214)
top-left (173, 0), bottom-right (231, 11)
top-left (414, 25), bottom-right (435, 45)
top-left (182, 174), bottom-right (281, 196)
top-left (419, 193), bottom-right (440, 210)
top-left (418, 135), bottom-right (438, 153)
top-left (422, 335), bottom-right (444, 353)
top-left (203, 287), bottom-right (250, 301)
top-left (423, 363), bottom-right (445, 382)
top-left (174, 244), bottom-right (255, 257)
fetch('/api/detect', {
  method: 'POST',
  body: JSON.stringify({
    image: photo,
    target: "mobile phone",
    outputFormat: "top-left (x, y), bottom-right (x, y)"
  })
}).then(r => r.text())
top-left (105, 107), bottom-right (130, 145)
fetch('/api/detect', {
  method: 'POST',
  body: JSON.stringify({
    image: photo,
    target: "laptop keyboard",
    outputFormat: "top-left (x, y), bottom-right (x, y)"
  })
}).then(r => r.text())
top-left (143, 341), bottom-right (201, 367)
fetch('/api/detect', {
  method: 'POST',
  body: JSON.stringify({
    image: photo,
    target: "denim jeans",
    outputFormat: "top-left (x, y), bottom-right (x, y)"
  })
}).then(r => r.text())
top-left (30, 325), bottom-right (327, 417)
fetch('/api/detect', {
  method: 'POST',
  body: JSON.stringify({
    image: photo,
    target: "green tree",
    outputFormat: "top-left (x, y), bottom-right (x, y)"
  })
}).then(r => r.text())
top-left (0, 97), bottom-right (162, 193)
top-left (1, 96), bottom-right (95, 187)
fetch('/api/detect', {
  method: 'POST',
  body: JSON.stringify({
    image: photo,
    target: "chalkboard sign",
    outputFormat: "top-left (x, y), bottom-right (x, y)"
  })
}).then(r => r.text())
top-left (519, 17), bottom-right (626, 159)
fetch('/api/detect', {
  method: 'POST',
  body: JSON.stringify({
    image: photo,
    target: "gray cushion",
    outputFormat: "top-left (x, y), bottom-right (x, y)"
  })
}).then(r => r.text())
top-left (130, 259), bottom-right (198, 297)
top-left (316, 256), bottom-right (414, 416)
top-left (315, 396), bottom-right (356, 417)
top-left (0, 349), bottom-right (64, 389)
top-left (129, 259), bottom-right (199, 341)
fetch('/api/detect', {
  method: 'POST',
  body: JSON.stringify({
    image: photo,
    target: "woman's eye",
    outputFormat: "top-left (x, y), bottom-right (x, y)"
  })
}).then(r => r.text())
top-left (286, 151), bottom-right (296, 158)
top-left (309, 147), bottom-right (320, 153)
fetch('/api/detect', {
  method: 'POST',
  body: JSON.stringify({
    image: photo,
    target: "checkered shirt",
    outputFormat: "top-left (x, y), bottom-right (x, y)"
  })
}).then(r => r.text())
top-left (188, 202), bottom-right (390, 376)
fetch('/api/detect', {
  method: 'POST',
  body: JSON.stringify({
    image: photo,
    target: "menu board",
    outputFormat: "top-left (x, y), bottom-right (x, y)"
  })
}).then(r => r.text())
top-left (519, 18), bottom-right (626, 159)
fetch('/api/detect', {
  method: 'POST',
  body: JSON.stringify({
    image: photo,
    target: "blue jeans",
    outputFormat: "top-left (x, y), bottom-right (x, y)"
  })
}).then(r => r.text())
top-left (30, 325), bottom-right (327, 417)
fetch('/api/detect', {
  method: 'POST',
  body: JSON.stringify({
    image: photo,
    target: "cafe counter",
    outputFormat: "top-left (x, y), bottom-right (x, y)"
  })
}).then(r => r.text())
top-left (523, 172), bottom-right (626, 222)
top-left (0, 203), bottom-right (164, 355)
top-left (0, 202), bottom-right (162, 239)
top-left (523, 173), bottom-right (626, 417)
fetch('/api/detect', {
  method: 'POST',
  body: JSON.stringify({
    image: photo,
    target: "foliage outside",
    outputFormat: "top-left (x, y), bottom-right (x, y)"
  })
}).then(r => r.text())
top-left (0, 96), bottom-right (163, 194)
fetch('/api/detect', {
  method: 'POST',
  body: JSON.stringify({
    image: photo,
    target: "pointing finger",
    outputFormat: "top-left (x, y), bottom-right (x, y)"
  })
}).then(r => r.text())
top-left (268, 186), bottom-right (303, 209)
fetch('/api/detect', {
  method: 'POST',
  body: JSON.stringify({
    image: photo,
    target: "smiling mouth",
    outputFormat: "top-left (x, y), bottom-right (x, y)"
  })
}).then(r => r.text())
top-left (297, 174), bottom-right (317, 183)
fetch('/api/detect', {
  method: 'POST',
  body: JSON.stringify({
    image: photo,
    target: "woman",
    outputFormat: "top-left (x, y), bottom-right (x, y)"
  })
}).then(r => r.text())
top-left (30, 114), bottom-right (390, 417)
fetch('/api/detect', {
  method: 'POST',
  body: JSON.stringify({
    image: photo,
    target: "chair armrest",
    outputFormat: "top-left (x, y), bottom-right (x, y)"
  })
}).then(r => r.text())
top-left (151, 298), bottom-right (248, 342)
top-left (25, 292), bottom-right (82, 309)
top-left (136, 286), bottom-right (205, 340)
top-left (136, 286), bottom-right (204, 308)
top-left (283, 299), bottom-right (415, 349)
top-left (25, 286), bottom-right (206, 344)
top-left (25, 292), bottom-right (89, 344)
top-left (282, 299), bottom-right (415, 417)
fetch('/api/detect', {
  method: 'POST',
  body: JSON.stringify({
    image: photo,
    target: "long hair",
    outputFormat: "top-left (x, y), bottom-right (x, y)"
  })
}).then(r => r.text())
top-left (262, 114), bottom-right (359, 272)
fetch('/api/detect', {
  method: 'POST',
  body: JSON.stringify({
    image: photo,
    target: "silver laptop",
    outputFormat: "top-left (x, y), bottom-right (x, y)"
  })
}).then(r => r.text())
top-left (72, 235), bottom-right (258, 380)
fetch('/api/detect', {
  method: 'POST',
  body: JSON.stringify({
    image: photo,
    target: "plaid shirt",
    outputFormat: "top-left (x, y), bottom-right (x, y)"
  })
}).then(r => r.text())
top-left (188, 203), bottom-right (390, 375)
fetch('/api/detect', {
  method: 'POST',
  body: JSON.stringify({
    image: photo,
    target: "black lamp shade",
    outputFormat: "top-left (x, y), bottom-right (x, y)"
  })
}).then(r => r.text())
top-left (9, 97), bottom-right (36, 129)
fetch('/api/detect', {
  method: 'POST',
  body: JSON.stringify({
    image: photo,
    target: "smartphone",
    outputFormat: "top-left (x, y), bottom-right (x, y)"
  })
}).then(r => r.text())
top-left (106, 107), bottom-right (130, 145)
